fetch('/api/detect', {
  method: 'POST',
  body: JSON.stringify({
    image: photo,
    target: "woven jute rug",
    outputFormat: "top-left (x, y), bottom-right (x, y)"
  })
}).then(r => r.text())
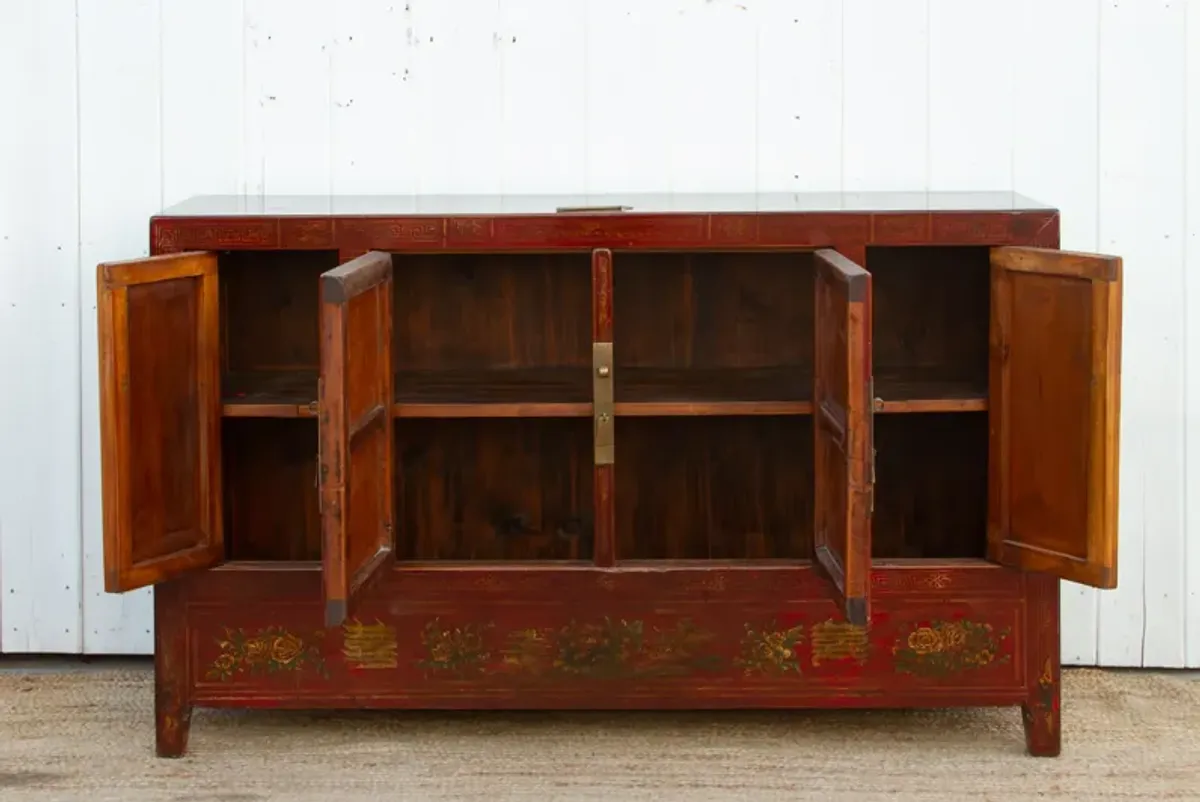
top-left (0, 666), bottom-right (1196, 801)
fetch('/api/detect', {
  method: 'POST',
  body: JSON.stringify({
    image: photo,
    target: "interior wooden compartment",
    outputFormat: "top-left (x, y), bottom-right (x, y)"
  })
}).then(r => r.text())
top-left (392, 253), bottom-right (592, 407)
top-left (871, 412), bottom-right (988, 559)
top-left (395, 418), bottom-right (594, 560)
top-left (220, 250), bottom-right (337, 412)
top-left (222, 418), bottom-right (320, 561)
top-left (613, 251), bottom-right (813, 405)
top-left (615, 416), bottom-right (813, 559)
top-left (865, 246), bottom-right (990, 409)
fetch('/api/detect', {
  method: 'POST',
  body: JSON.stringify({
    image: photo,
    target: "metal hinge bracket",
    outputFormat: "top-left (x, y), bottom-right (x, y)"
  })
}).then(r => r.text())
top-left (869, 375), bottom-right (878, 516)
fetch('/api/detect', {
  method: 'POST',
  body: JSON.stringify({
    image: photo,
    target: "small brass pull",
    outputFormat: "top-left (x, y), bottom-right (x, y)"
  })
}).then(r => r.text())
top-left (597, 365), bottom-right (610, 378)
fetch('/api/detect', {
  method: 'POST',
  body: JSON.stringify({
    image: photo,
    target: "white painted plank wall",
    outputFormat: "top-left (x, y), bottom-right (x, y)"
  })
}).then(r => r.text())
top-left (1, 0), bottom-right (1197, 666)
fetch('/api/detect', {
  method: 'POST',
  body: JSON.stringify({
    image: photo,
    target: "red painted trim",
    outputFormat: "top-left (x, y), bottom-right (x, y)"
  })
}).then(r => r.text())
top-left (150, 210), bottom-right (1059, 254)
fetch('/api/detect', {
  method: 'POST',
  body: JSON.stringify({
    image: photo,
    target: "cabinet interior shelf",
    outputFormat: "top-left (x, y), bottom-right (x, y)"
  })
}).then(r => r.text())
top-left (221, 368), bottom-right (987, 418)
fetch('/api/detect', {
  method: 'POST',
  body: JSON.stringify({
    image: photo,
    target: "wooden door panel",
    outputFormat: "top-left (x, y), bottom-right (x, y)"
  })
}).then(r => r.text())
top-left (813, 248), bottom-right (873, 626)
top-left (97, 252), bottom-right (223, 591)
top-left (988, 246), bottom-right (1122, 588)
top-left (320, 251), bottom-right (395, 627)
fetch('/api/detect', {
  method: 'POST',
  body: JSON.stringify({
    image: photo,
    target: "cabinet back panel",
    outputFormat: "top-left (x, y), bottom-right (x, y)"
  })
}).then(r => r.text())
top-left (866, 246), bottom-right (989, 389)
top-left (219, 250), bottom-right (337, 373)
top-left (222, 418), bottom-right (320, 561)
top-left (872, 413), bottom-right (988, 559)
top-left (615, 416), bottom-right (813, 559)
top-left (395, 419), bottom-right (593, 560)
top-left (614, 252), bottom-right (814, 371)
top-left (392, 254), bottom-right (591, 371)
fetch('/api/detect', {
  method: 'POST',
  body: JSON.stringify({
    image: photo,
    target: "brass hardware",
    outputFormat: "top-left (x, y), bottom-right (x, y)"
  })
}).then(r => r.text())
top-left (593, 342), bottom-right (615, 465)
top-left (555, 204), bottom-right (632, 213)
top-left (315, 377), bottom-right (324, 503)
top-left (869, 376), bottom-right (878, 516)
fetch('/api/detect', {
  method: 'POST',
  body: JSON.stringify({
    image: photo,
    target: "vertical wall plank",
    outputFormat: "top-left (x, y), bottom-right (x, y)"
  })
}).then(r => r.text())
top-left (1185, 0), bottom-right (1200, 669)
top-left (406, 0), bottom-right (503, 195)
top-left (583, 0), bottom-right (674, 193)
top-left (842, 0), bottom-right (929, 191)
top-left (78, 0), bottom-right (246, 656)
top-left (329, 1), bottom-right (418, 195)
top-left (497, 0), bottom-right (587, 194)
top-left (78, 0), bottom-right (164, 655)
top-left (927, 0), bottom-right (1013, 189)
top-left (755, 0), bottom-right (843, 193)
top-left (659, 0), bottom-right (758, 194)
top-left (0, 0), bottom-right (82, 654)
top-left (1011, 0), bottom-right (1102, 667)
top-left (1097, 0), bottom-right (1187, 668)
top-left (245, 0), bottom-right (333, 196)
top-left (161, 1), bottom-right (245, 204)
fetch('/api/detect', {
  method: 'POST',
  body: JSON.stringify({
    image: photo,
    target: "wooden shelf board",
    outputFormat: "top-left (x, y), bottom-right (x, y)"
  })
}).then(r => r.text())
top-left (220, 367), bottom-right (990, 418)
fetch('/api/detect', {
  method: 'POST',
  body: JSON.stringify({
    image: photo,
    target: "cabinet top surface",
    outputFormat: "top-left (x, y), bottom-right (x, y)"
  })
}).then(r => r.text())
top-left (157, 191), bottom-right (1054, 218)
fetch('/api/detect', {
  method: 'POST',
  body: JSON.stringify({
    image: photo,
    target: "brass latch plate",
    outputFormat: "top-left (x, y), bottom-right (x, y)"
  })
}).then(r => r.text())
top-left (593, 342), bottom-right (615, 465)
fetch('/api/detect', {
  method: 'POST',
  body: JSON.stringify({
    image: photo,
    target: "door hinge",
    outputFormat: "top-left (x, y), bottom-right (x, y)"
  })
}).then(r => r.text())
top-left (593, 342), bottom-right (615, 465)
top-left (315, 377), bottom-right (324, 507)
top-left (869, 375), bottom-right (878, 515)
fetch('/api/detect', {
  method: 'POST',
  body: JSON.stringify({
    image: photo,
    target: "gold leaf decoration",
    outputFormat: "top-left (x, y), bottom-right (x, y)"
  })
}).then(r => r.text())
top-left (893, 620), bottom-right (1011, 676)
top-left (734, 622), bottom-right (806, 676)
top-left (206, 626), bottom-right (327, 682)
top-left (416, 619), bottom-right (493, 677)
top-left (342, 619), bottom-right (398, 670)
top-left (810, 620), bottom-right (869, 666)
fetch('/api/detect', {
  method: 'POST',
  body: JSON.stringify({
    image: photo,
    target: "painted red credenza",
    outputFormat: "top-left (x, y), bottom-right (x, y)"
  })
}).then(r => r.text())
top-left (95, 192), bottom-right (1121, 757)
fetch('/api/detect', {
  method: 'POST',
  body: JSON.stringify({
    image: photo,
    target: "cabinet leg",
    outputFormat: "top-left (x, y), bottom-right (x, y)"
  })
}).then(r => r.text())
top-left (1022, 573), bottom-right (1061, 757)
top-left (155, 688), bottom-right (192, 758)
top-left (1021, 683), bottom-right (1060, 757)
top-left (154, 581), bottom-right (192, 758)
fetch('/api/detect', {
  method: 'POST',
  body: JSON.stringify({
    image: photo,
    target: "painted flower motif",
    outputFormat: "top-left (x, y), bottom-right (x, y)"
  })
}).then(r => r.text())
top-left (205, 626), bottom-right (328, 682)
top-left (429, 641), bottom-right (452, 664)
top-left (735, 623), bottom-right (806, 676)
top-left (907, 627), bottom-right (944, 655)
top-left (894, 620), bottom-right (1011, 677)
top-left (940, 623), bottom-right (968, 650)
top-left (243, 638), bottom-right (271, 664)
top-left (271, 633), bottom-right (305, 665)
top-left (417, 620), bottom-right (493, 677)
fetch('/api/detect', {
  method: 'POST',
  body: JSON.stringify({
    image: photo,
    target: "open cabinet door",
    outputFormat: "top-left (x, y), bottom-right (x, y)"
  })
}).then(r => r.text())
top-left (988, 246), bottom-right (1122, 588)
top-left (319, 251), bottom-right (395, 627)
top-left (97, 252), bottom-right (223, 592)
top-left (813, 249), bottom-right (873, 626)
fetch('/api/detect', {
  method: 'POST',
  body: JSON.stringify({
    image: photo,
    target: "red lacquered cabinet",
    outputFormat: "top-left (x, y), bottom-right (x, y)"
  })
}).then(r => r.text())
top-left (96, 192), bottom-right (1122, 757)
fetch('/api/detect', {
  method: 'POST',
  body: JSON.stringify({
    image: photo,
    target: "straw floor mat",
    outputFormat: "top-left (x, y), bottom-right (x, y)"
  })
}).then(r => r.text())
top-left (0, 666), bottom-right (1196, 801)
